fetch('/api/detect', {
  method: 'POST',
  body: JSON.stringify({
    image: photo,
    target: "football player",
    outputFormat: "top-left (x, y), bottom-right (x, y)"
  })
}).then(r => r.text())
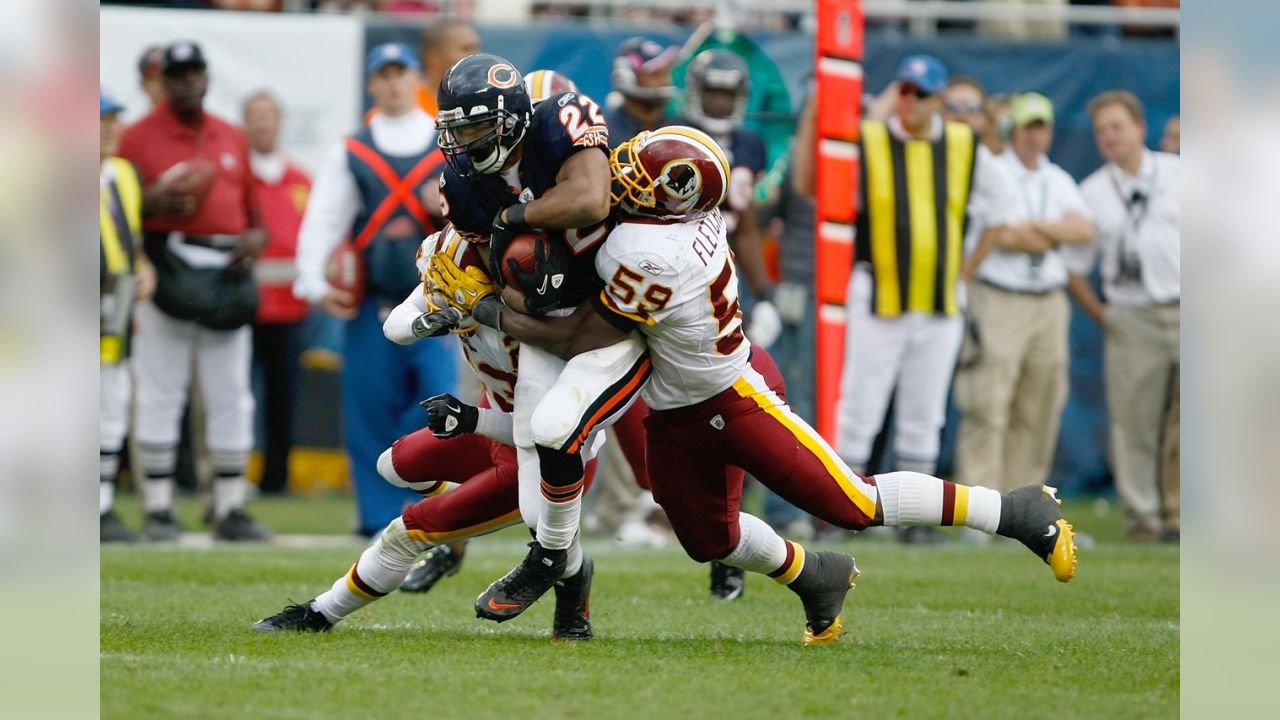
top-left (429, 127), bottom-right (1079, 645)
top-left (251, 226), bottom-right (600, 640)
top-left (683, 49), bottom-right (781, 352)
top-left (433, 54), bottom-right (648, 623)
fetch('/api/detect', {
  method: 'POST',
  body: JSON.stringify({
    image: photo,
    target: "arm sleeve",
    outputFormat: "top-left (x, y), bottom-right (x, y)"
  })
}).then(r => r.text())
top-left (1056, 170), bottom-right (1094, 220)
top-left (1062, 178), bottom-right (1104, 275)
top-left (474, 406), bottom-right (515, 447)
top-left (382, 284), bottom-right (430, 345)
top-left (241, 131), bottom-right (264, 228)
top-left (293, 143), bottom-right (361, 303)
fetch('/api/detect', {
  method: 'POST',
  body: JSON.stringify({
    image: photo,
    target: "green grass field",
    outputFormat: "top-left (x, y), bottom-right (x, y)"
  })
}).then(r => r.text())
top-left (101, 495), bottom-right (1178, 720)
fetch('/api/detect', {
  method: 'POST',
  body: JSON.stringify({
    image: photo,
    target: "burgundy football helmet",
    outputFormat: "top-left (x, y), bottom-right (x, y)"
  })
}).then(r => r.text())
top-left (609, 126), bottom-right (731, 221)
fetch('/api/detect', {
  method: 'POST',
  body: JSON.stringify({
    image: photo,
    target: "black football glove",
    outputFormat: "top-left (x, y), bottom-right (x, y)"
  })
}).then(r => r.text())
top-left (488, 205), bottom-right (531, 286)
top-left (420, 393), bottom-right (479, 439)
top-left (410, 308), bottom-right (462, 338)
top-left (506, 237), bottom-right (567, 317)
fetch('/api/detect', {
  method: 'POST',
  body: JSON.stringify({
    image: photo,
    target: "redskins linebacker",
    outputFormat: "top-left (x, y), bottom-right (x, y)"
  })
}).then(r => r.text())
top-left (429, 127), bottom-right (1079, 645)
top-left (250, 225), bottom-right (600, 640)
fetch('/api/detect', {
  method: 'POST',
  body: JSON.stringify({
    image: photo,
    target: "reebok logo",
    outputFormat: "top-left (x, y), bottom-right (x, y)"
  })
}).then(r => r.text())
top-left (710, 414), bottom-right (725, 430)
top-left (1044, 524), bottom-right (1058, 539)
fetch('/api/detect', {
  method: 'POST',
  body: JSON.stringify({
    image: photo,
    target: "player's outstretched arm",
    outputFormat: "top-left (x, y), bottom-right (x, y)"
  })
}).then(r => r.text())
top-left (483, 290), bottom-right (626, 360)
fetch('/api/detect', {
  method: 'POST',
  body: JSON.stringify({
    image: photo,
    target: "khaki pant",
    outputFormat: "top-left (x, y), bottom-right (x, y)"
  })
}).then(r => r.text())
top-left (955, 283), bottom-right (1070, 492)
top-left (1105, 304), bottom-right (1180, 532)
top-left (588, 428), bottom-right (648, 536)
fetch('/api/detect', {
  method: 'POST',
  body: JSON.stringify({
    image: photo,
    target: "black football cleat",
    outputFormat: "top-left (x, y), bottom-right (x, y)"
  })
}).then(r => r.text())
top-left (709, 560), bottom-right (746, 601)
top-left (250, 600), bottom-right (333, 633)
top-left (213, 509), bottom-right (274, 542)
top-left (788, 551), bottom-right (859, 646)
top-left (997, 485), bottom-right (1078, 583)
top-left (400, 542), bottom-right (467, 593)
top-left (100, 510), bottom-right (139, 543)
top-left (474, 541), bottom-right (566, 623)
top-left (143, 510), bottom-right (184, 542)
top-left (552, 554), bottom-right (594, 641)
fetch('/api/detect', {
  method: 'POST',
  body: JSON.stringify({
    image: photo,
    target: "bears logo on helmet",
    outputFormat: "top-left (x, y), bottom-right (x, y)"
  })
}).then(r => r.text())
top-left (609, 126), bottom-right (731, 221)
top-left (437, 53), bottom-right (532, 178)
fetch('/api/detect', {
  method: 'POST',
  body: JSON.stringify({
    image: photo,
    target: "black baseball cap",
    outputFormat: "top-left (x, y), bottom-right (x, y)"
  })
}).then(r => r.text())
top-left (162, 41), bottom-right (207, 74)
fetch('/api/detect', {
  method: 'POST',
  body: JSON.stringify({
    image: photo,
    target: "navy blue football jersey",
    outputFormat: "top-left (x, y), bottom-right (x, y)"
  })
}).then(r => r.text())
top-left (441, 90), bottom-right (613, 308)
top-left (604, 106), bottom-right (687, 149)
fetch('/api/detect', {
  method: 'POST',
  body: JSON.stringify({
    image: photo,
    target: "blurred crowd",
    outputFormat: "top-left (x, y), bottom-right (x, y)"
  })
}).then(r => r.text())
top-left (100, 6), bottom-right (1178, 548)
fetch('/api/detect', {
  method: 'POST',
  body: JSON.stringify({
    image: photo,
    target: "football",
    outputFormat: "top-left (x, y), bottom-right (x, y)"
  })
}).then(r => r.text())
top-left (325, 241), bottom-right (366, 302)
top-left (157, 157), bottom-right (218, 204)
top-left (500, 230), bottom-right (556, 291)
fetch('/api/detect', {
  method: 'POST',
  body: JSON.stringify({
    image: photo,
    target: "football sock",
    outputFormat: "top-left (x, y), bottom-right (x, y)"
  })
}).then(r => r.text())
top-left (100, 448), bottom-right (121, 514)
top-left (138, 443), bottom-right (177, 513)
top-left (534, 445), bottom-right (585, 552)
top-left (874, 471), bottom-right (1001, 534)
top-left (212, 450), bottom-right (248, 520)
top-left (313, 518), bottom-right (426, 624)
top-left (721, 512), bottom-right (805, 583)
top-left (563, 533), bottom-right (583, 578)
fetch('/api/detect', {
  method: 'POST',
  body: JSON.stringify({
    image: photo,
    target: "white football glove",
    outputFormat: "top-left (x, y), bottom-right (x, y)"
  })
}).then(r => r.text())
top-left (746, 300), bottom-right (783, 349)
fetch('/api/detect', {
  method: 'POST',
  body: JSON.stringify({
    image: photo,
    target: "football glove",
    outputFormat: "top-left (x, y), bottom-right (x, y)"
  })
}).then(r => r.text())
top-left (429, 253), bottom-right (496, 315)
top-left (506, 236), bottom-right (567, 317)
top-left (410, 308), bottom-right (462, 338)
top-left (420, 393), bottom-right (479, 439)
top-left (489, 205), bottom-right (531, 285)
top-left (745, 300), bottom-right (783, 349)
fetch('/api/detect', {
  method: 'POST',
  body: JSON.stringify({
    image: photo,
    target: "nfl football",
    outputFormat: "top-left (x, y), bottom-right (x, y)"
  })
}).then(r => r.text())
top-left (501, 230), bottom-right (556, 291)
top-left (326, 242), bottom-right (366, 302)
top-left (157, 157), bottom-right (217, 204)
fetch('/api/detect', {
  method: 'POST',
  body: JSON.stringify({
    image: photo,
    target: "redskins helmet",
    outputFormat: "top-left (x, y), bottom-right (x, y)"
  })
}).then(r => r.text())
top-left (522, 69), bottom-right (579, 105)
top-left (609, 126), bottom-right (731, 221)
top-left (421, 223), bottom-right (483, 332)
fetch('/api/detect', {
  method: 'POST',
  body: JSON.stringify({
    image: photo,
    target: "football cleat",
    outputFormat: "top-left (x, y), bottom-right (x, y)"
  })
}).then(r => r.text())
top-left (997, 485), bottom-right (1078, 583)
top-left (250, 600), bottom-right (333, 633)
top-left (474, 541), bottom-right (566, 623)
top-left (788, 551), bottom-right (859, 646)
top-left (709, 560), bottom-right (745, 601)
top-left (213, 509), bottom-right (273, 542)
top-left (143, 510), bottom-right (184, 542)
top-left (100, 510), bottom-right (139, 543)
top-left (400, 542), bottom-right (466, 593)
top-left (552, 554), bottom-right (594, 641)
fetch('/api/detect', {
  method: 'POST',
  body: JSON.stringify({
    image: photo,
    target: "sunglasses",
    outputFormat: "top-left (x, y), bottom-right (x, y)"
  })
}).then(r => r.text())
top-left (899, 83), bottom-right (933, 100)
top-left (945, 100), bottom-right (983, 114)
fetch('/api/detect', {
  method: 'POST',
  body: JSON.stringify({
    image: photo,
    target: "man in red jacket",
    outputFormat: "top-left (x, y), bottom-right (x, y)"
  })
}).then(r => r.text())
top-left (117, 41), bottom-right (272, 542)
top-left (243, 90), bottom-right (312, 495)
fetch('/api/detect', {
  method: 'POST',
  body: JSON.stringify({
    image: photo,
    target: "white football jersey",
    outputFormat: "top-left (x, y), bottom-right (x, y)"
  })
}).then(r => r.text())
top-left (595, 209), bottom-right (751, 410)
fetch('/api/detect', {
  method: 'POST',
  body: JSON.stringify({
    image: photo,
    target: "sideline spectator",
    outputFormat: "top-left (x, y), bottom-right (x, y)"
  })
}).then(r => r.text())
top-left (293, 43), bottom-right (456, 536)
top-left (955, 93), bottom-right (1094, 498)
top-left (138, 46), bottom-right (167, 108)
top-left (1065, 90), bottom-right (1180, 543)
top-left (818, 56), bottom-right (1014, 542)
top-left (118, 41), bottom-right (273, 541)
top-left (244, 91), bottom-right (312, 495)
top-left (604, 37), bottom-right (683, 141)
top-left (943, 75), bottom-right (988, 138)
top-left (99, 88), bottom-right (155, 542)
top-left (365, 17), bottom-right (480, 123)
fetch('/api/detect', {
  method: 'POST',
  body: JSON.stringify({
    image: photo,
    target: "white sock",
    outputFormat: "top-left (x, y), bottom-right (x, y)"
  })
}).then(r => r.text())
top-left (313, 518), bottom-right (426, 624)
top-left (100, 481), bottom-right (114, 515)
top-left (213, 476), bottom-right (247, 520)
top-left (537, 495), bottom-right (582, 551)
top-left (720, 512), bottom-right (789, 576)
top-left (563, 534), bottom-right (583, 578)
top-left (874, 471), bottom-right (1002, 533)
top-left (139, 443), bottom-right (177, 513)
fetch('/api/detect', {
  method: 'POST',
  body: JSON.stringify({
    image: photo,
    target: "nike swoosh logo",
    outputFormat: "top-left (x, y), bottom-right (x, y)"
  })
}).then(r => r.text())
top-left (1044, 524), bottom-right (1058, 539)
top-left (487, 598), bottom-right (523, 611)
top-left (536, 275), bottom-right (548, 295)
top-left (446, 404), bottom-right (461, 414)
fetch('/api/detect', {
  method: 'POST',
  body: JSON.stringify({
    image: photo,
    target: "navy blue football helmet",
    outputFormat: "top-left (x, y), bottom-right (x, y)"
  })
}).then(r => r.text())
top-left (685, 49), bottom-right (751, 136)
top-left (437, 53), bottom-right (532, 178)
